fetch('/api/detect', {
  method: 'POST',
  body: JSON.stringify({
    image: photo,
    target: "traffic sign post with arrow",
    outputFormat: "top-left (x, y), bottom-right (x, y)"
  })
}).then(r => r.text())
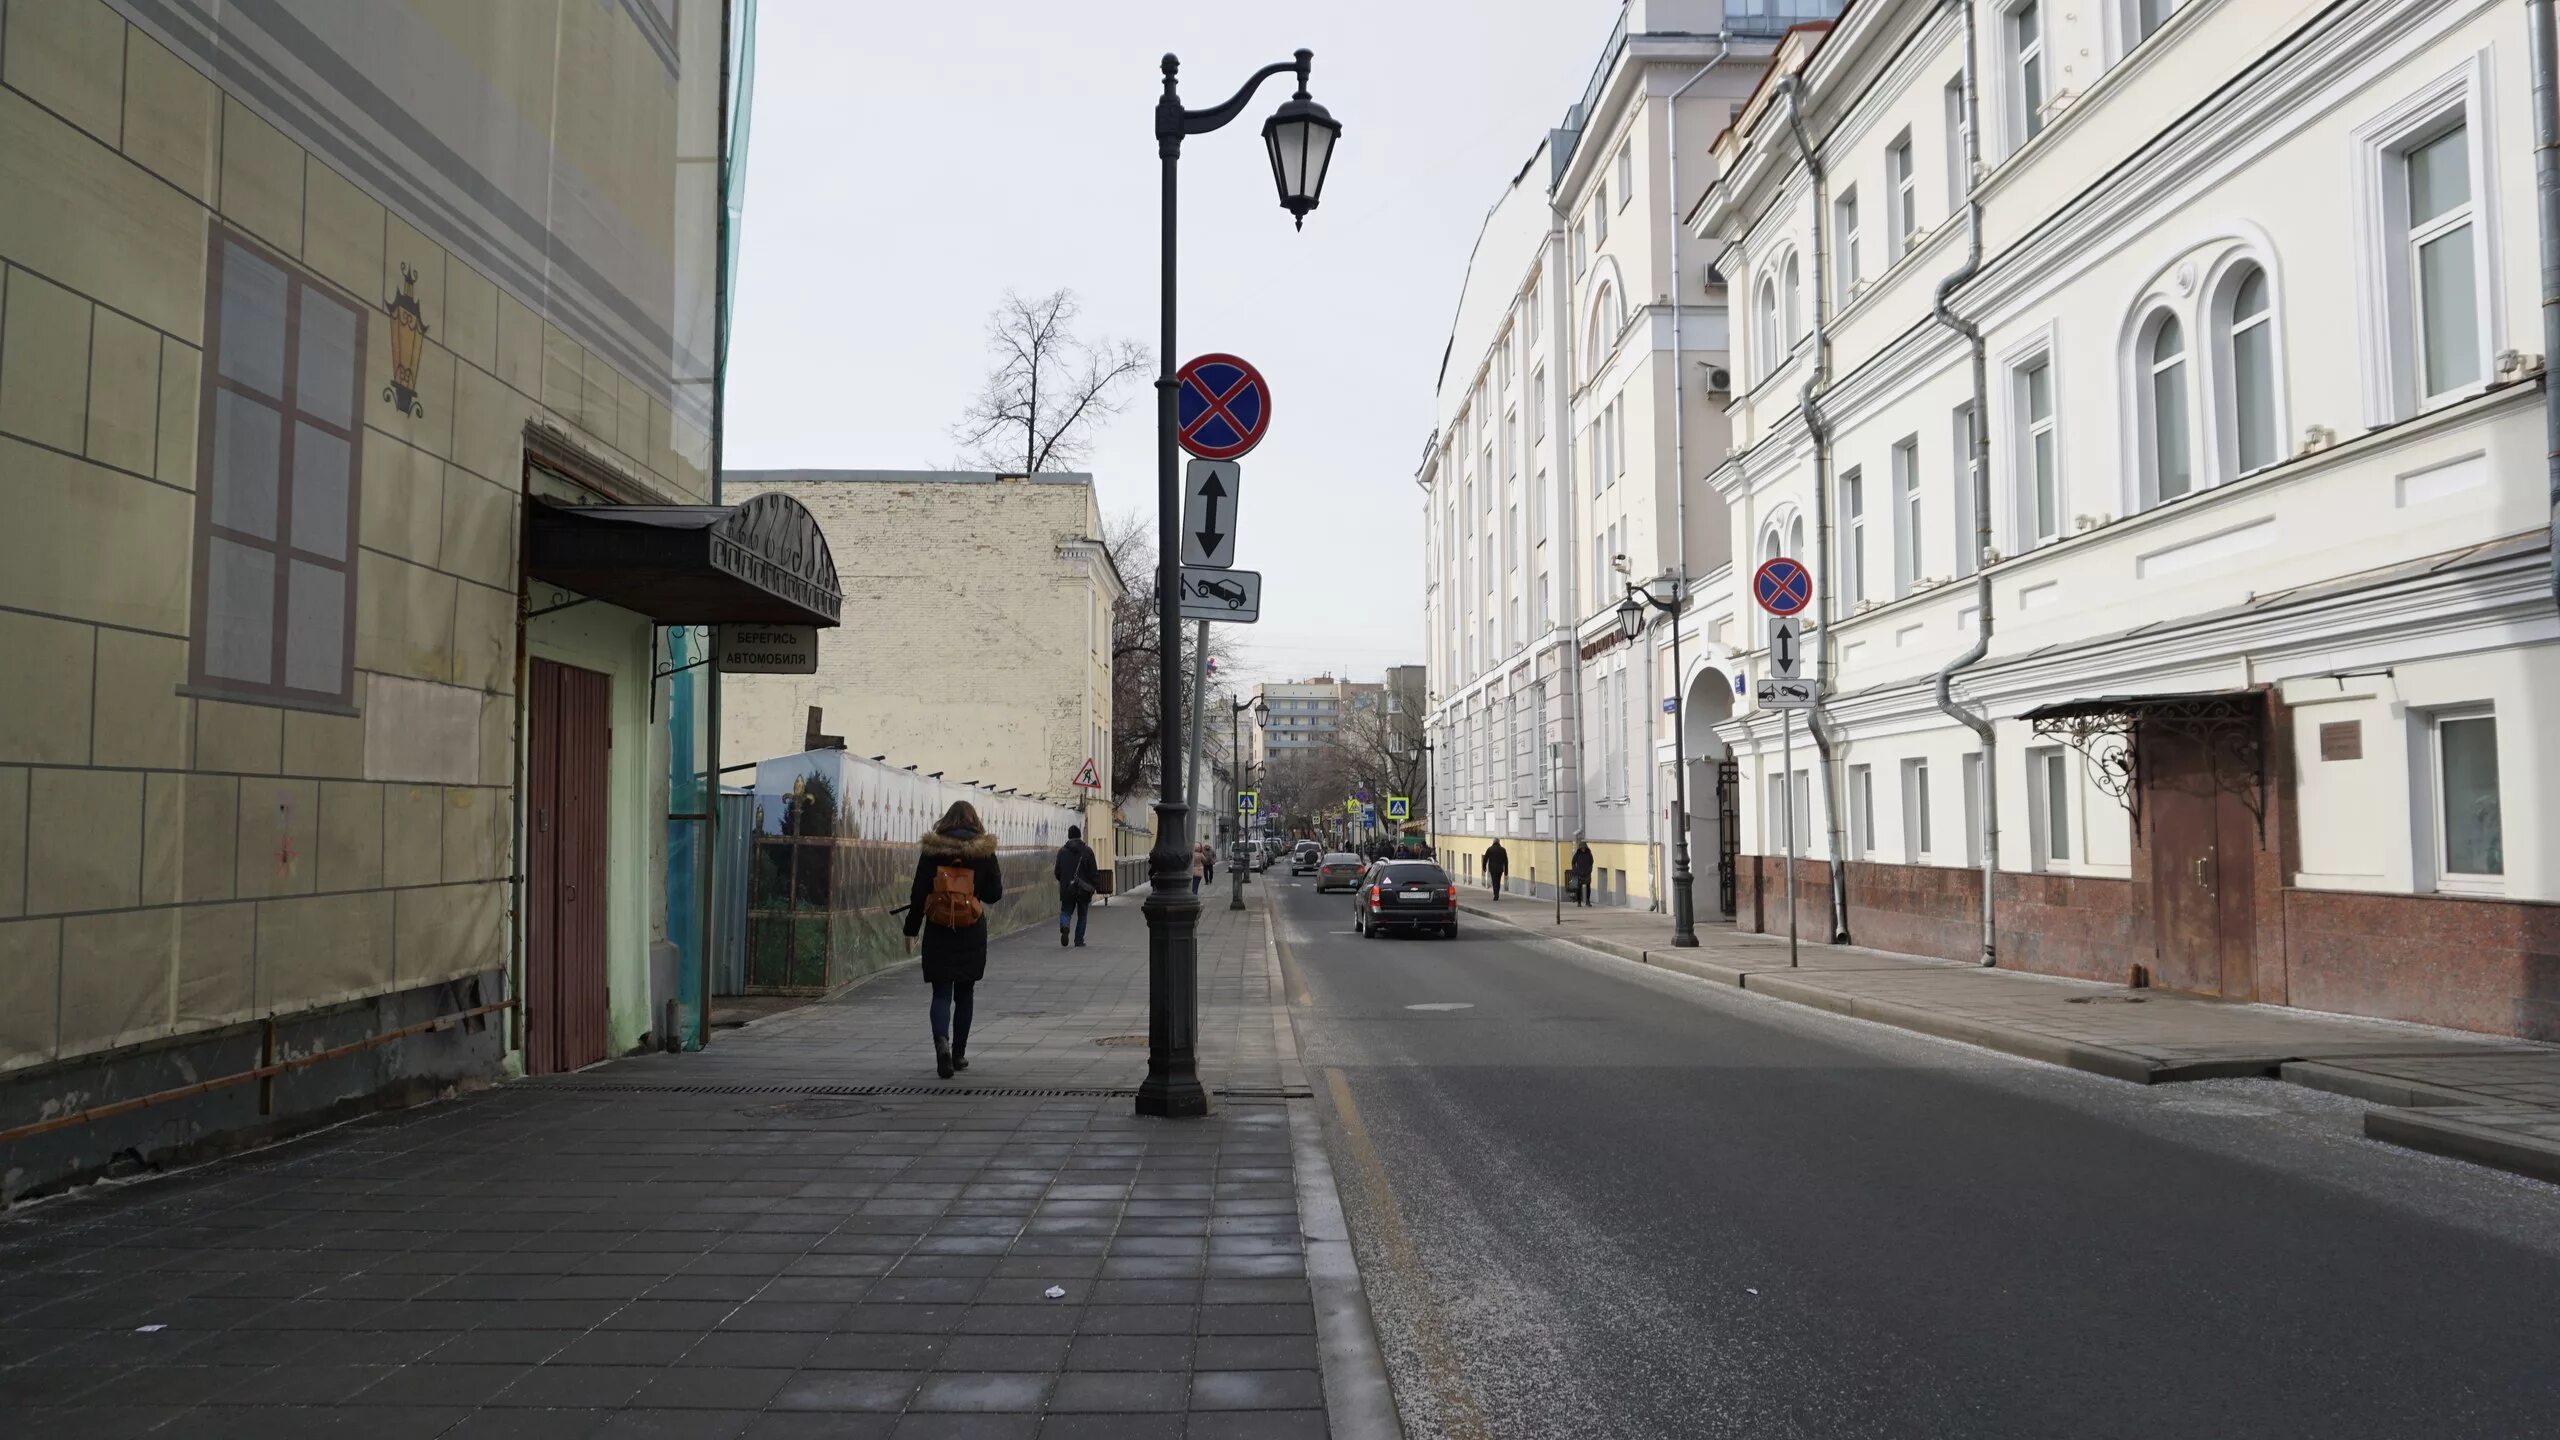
top-left (1759, 614), bottom-right (1814, 710)
top-left (1179, 460), bottom-right (1242, 568)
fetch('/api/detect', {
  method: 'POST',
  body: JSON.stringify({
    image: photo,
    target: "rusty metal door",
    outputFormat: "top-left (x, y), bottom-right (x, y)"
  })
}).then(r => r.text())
top-left (2144, 730), bottom-right (2225, 997)
top-left (528, 659), bottom-right (611, 1074)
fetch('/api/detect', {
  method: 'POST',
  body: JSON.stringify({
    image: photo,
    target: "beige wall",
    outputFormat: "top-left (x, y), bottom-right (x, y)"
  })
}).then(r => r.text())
top-left (721, 473), bottom-right (1119, 854)
top-left (0, 0), bottom-right (715, 1077)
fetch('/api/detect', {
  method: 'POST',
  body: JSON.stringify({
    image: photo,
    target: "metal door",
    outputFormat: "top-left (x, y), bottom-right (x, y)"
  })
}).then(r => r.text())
top-left (2143, 728), bottom-right (2255, 998)
top-left (528, 660), bottom-right (612, 1073)
top-left (1716, 758), bottom-right (1741, 918)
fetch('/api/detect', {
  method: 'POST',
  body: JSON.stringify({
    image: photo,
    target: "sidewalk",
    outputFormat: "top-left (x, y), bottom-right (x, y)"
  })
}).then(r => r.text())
top-left (1458, 887), bottom-right (2560, 1186)
top-left (0, 894), bottom-right (1375, 1439)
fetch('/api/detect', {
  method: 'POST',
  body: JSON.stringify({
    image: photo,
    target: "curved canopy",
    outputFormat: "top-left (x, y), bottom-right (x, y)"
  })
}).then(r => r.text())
top-left (528, 491), bottom-right (842, 625)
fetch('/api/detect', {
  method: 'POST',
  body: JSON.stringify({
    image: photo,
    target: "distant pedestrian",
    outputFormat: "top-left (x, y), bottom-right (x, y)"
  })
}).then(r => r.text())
top-left (1483, 839), bottom-right (1510, 900)
top-left (1190, 841), bottom-right (1212, 895)
top-left (903, 801), bottom-right (1005, 1080)
top-left (1569, 839), bottom-right (1595, 908)
top-left (1054, 825), bottom-right (1100, 948)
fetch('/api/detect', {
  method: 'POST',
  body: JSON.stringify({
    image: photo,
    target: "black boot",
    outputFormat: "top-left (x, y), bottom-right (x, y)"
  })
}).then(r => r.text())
top-left (934, 1037), bottom-right (953, 1079)
top-left (950, 1042), bottom-right (969, 1072)
top-left (1060, 927), bottom-right (1070, 946)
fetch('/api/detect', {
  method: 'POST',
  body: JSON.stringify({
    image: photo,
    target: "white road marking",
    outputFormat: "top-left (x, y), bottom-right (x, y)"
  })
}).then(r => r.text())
top-left (1406, 1003), bottom-right (1475, 1011)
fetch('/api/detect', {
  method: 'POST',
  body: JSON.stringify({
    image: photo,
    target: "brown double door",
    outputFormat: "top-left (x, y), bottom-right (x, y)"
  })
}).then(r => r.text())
top-left (527, 659), bottom-right (611, 1074)
top-left (2143, 729), bottom-right (2256, 1000)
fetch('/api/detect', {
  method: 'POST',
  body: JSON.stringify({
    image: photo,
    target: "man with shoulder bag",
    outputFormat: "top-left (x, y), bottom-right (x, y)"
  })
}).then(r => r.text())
top-left (1055, 826), bottom-right (1101, 947)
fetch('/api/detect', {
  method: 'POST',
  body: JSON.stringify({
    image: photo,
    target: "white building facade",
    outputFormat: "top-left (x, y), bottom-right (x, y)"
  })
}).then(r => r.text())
top-left (1697, 0), bottom-right (2559, 1040)
top-left (1422, 1), bottom-right (1836, 909)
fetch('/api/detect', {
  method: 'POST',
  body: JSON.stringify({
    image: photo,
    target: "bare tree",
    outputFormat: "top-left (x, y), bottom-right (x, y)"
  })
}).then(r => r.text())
top-left (1336, 671), bottom-right (1430, 824)
top-left (953, 288), bottom-right (1149, 475)
top-left (1103, 513), bottom-right (1236, 811)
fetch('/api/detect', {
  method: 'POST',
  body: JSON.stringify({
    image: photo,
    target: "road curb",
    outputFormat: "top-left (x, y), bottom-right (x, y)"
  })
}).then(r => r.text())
top-left (2278, 1060), bottom-right (2481, 1110)
top-left (2364, 1105), bottom-right (2560, 1185)
top-left (1269, 916), bottom-right (1405, 1440)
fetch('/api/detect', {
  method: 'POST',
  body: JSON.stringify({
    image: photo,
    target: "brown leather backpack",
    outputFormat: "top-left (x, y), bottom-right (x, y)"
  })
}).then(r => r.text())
top-left (924, 862), bottom-right (984, 928)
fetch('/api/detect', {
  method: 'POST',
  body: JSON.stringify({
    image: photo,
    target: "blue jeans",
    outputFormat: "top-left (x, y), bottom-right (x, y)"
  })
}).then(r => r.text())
top-left (929, 980), bottom-right (974, 1048)
top-left (1059, 894), bottom-right (1090, 943)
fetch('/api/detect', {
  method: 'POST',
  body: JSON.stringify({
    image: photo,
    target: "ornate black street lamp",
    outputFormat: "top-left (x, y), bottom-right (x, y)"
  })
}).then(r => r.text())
top-left (1140, 51), bottom-right (1339, 1119)
top-left (1620, 578), bottom-right (1699, 948)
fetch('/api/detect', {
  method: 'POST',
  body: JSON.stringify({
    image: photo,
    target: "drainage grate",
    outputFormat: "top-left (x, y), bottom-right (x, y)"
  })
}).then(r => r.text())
top-left (526, 1079), bottom-right (1313, 1101)
top-left (1092, 1035), bottom-right (1151, 1048)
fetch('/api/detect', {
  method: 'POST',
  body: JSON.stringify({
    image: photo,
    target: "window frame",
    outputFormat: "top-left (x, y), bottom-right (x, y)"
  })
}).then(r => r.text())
top-left (2352, 61), bottom-right (2501, 425)
top-left (2006, 0), bottom-right (2048, 153)
top-left (1834, 187), bottom-right (1862, 303)
top-left (2134, 307), bottom-right (2195, 508)
top-left (1951, 401), bottom-right (1979, 577)
top-left (1615, 141), bottom-right (1634, 211)
top-left (2028, 745), bottom-right (2072, 868)
top-left (1943, 74), bottom-right (1971, 211)
top-left (1847, 764), bottom-right (1874, 859)
top-left (1887, 131), bottom-right (1917, 260)
top-left (1901, 758), bottom-right (1933, 859)
top-left (1892, 435), bottom-right (1921, 598)
top-left (2424, 707), bottom-right (2504, 894)
top-left (2010, 346), bottom-right (2063, 546)
top-left (2209, 258), bottom-right (2284, 482)
top-left (1840, 465), bottom-right (1866, 606)
top-left (186, 223), bottom-right (370, 714)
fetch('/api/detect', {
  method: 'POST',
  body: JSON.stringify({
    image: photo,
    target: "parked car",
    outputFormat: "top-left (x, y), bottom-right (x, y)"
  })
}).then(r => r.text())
top-left (1353, 861), bottom-right (1458, 939)
top-left (1290, 842), bottom-right (1322, 875)
top-left (1313, 853), bottom-right (1368, 893)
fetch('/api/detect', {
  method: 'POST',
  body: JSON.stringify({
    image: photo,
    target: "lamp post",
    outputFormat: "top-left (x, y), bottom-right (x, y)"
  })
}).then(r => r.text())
top-left (1619, 577), bottom-right (1699, 948)
top-left (1418, 733), bottom-right (1436, 857)
top-left (1141, 51), bottom-right (1340, 1119)
top-left (1230, 695), bottom-right (1267, 911)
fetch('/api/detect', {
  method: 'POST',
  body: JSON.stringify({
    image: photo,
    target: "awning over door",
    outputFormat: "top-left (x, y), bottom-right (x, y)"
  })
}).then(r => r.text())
top-left (527, 492), bottom-right (842, 626)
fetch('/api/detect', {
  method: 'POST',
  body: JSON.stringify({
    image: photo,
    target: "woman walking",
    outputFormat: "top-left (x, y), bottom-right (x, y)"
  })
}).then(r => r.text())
top-left (903, 801), bottom-right (1005, 1079)
top-left (1190, 840), bottom-right (1212, 896)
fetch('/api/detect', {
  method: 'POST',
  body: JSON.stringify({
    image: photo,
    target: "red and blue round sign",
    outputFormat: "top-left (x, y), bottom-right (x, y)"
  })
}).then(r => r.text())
top-left (1176, 353), bottom-right (1272, 460)
top-left (1753, 557), bottom-right (1812, 616)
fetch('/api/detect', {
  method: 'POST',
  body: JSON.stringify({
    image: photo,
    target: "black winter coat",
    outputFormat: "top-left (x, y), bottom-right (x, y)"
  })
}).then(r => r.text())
top-left (1054, 839), bottom-right (1100, 896)
top-left (1482, 843), bottom-right (1509, 877)
top-left (905, 826), bottom-right (1006, 984)
top-left (1569, 845), bottom-right (1595, 880)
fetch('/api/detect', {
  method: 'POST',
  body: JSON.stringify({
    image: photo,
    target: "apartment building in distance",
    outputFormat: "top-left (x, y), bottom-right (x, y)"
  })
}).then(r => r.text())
top-left (1421, 0), bottom-right (1839, 908)
top-left (0, 0), bottom-right (827, 1199)
top-left (718, 471), bottom-right (1125, 865)
top-left (1697, 0), bottom-right (2558, 1039)
top-left (1251, 674), bottom-right (1383, 766)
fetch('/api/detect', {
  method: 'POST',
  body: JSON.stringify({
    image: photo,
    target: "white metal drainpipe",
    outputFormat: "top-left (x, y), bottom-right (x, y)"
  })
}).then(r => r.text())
top-left (2530, 0), bottom-right (2560, 613)
top-left (1774, 72), bottom-right (1852, 944)
top-left (1928, 0), bottom-right (2002, 966)
top-left (1665, 35), bottom-right (1731, 916)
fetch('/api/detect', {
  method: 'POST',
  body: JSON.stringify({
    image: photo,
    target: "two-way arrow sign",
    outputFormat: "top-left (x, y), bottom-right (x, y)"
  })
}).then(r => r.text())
top-left (1767, 615), bottom-right (1804, 682)
top-left (1179, 460), bottom-right (1243, 569)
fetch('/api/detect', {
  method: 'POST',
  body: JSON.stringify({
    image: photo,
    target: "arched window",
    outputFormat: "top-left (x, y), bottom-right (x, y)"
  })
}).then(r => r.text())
top-left (2217, 264), bottom-right (2279, 476)
top-left (2139, 310), bottom-right (2192, 504)
top-left (1587, 282), bottom-right (1618, 377)
top-left (1756, 279), bottom-right (1780, 378)
top-left (1782, 254), bottom-right (1802, 345)
top-left (1788, 514), bottom-right (1807, 560)
top-left (1761, 524), bottom-right (1783, 564)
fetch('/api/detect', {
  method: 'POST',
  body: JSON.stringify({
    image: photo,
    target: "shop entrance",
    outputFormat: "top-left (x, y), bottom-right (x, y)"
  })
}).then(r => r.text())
top-left (527, 659), bottom-right (612, 1073)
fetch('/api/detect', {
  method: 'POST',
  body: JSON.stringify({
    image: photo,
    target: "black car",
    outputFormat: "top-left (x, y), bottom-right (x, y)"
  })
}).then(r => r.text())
top-left (1353, 861), bottom-right (1457, 939)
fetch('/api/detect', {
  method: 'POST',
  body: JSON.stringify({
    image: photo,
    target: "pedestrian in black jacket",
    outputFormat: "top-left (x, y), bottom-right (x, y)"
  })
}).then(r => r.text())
top-left (1569, 839), bottom-right (1595, 907)
top-left (1054, 825), bottom-right (1101, 948)
top-left (1483, 838), bottom-right (1509, 900)
top-left (904, 801), bottom-right (1005, 1079)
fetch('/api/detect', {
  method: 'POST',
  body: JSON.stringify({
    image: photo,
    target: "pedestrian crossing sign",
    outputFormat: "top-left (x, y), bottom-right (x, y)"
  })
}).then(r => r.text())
top-left (1344, 799), bottom-right (1361, 815)
top-left (1071, 757), bottom-right (1102, 789)
top-left (1237, 790), bottom-right (1259, 815)
top-left (1384, 796), bottom-right (1410, 822)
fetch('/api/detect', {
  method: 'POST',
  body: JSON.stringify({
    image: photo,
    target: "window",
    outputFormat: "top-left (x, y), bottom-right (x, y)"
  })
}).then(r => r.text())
top-left (2141, 311), bottom-right (2193, 503)
top-left (1762, 524), bottom-right (1782, 565)
top-left (1841, 468), bottom-right (1866, 605)
top-left (1944, 75), bottom-right (1971, 209)
top-left (1532, 683), bottom-right (1550, 799)
top-left (1537, 573), bottom-right (1550, 631)
top-left (2132, 0), bottom-right (2181, 44)
top-left (1504, 406), bottom-right (1519, 479)
top-left (2405, 122), bottom-right (2481, 401)
top-left (2429, 711), bottom-right (2503, 887)
top-left (2009, 2), bottom-right (2047, 146)
top-left (1574, 215), bottom-right (1589, 276)
top-left (1595, 179), bottom-right (1610, 243)
top-left (1614, 142), bottom-right (1633, 210)
top-left (2016, 354), bottom-right (2060, 543)
top-left (1892, 437), bottom-right (1920, 598)
top-left (1952, 402), bottom-right (1978, 577)
top-left (1767, 772), bottom-right (1789, 851)
top-left (1526, 278), bottom-right (1541, 344)
top-left (1792, 769), bottom-right (1812, 851)
top-left (1887, 133), bottom-right (1917, 259)
top-left (2028, 746), bottom-right (2071, 866)
top-left (1531, 367), bottom-right (1547, 442)
top-left (1957, 752), bottom-right (1984, 866)
top-left (1901, 759), bottom-right (1932, 858)
top-left (190, 228), bottom-right (367, 709)
top-left (1756, 279), bottom-right (1781, 377)
top-left (1789, 514), bottom-right (1807, 563)
top-left (1847, 765), bottom-right (1874, 858)
top-left (1782, 254), bottom-right (1802, 345)
top-left (1611, 399), bottom-right (1627, 482)
top-left (2213, 264), bottom-right (2280, 476)
top-left (1834, 188), bottom-right (1861, 303)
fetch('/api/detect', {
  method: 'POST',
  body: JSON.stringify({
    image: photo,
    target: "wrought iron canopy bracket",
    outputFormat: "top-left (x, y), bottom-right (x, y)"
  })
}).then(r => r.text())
top-left (2029, 711), bottom-right (2141, 823)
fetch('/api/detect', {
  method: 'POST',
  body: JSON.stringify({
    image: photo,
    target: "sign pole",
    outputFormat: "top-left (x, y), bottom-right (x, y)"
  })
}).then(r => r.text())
top-left (1552, 741), bottom-right (1564, 925)
top-left (1785, 707), bottom-right (1798, 968)
top-left (1184, 619), bottom-right (1211, 858)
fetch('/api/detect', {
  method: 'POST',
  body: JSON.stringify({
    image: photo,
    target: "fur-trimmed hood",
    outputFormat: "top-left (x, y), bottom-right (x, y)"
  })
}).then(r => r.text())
top-left (921, 827), bottom-right (999, 861)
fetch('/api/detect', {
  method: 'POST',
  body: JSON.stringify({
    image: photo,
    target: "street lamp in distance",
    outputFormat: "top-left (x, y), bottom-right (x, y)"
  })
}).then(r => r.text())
top-left (1620, 578), bottom-right (1700, 949)
top-left (1141, 54), bottom-right (1339, 1119)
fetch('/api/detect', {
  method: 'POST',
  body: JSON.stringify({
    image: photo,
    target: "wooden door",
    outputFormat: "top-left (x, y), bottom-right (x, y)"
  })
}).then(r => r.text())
top-left (527, 659), bottom-right (611, 1074)
top-left (2143, 728), bottom-right (2256, 1000)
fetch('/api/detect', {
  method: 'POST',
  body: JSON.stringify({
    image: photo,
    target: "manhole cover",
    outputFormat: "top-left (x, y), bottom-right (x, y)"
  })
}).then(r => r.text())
top-left (1093, 1034), bottom-right (1151, 1047)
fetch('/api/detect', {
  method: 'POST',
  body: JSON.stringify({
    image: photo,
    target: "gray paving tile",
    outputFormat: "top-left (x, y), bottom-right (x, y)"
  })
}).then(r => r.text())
top-left (767, 1368), bottom-right (922, 1411)
top-left (1051, 1369), bottom-right (1189, 1412)
top-left (910, 1370), bottom-right (1052, 1412)
top-left (1188, 1370), bottom-right (1325, 1411)
top-left (1182, 1411), bottom-right (1328, 1439)
top-left (1038, 1417), bottom-right (1187, 1440)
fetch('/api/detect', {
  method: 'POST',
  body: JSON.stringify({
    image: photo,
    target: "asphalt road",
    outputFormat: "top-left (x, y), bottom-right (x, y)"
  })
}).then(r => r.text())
top-left (1265, 874), bottom-right (2560, 1440)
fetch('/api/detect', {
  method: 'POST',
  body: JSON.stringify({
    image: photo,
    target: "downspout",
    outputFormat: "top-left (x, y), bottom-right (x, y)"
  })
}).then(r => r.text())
top-left (1549, 195), bottom-right (1589, 870)
top-left (2530, 0), bottom-right (2560, 611)
top-left (1666, 36), bottom-right (1730, 915)
top-left (1928, 0), bottom-right (2000, 966)
top-left (1774, 72), bottom-right (1852, 944)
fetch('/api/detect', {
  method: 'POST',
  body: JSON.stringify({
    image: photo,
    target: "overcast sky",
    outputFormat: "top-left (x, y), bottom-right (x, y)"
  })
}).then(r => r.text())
top-left (724, 0), bottom-right (1615, 688)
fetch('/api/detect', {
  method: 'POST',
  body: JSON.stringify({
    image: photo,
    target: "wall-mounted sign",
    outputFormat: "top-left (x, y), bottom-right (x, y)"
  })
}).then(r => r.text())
top-left (717, 624), bottom-right (819, 674)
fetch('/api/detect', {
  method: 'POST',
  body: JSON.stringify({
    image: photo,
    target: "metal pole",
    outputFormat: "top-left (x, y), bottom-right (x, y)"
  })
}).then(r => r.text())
top-left (1184, 618), bottom-right (1211, 844)
top-left (1667, 590), bottom-right (1697, 947)
top-left (1784, 708), bottom-right (1798, 967)
top-left (696, 0), bottom-right (733, 1051)
top-left (1229, 703), bottom-right (1246, 911)
top-left (1139, 56), bottom-right (1207, 1118)
top-left (1552, 741), bottom-right (1564, 925)
top-left (2529, 0), bottom-right (2560, 613)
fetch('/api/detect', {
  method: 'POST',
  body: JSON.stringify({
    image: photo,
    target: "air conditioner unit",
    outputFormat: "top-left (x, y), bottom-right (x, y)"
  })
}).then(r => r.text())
top-left (1706, 366), bottom-right (1733, 396)
top-left (1703, 263), bottom-right (1728, 290)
